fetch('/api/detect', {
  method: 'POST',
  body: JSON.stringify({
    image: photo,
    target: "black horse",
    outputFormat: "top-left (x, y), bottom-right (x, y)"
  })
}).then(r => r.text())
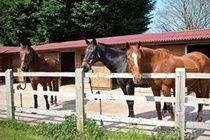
top-left (81, 38), bottom-right (149, 117)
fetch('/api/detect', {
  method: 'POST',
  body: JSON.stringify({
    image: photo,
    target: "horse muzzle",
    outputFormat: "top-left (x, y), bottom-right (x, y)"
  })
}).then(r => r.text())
top-left (132, 74), bottom-right (142, 84)
top-left (81, 62), bottom-right (91, 72)
top-left (20, 64), bottom-right (29, 72)
top-left (21, 67), bottom-right (29, 72)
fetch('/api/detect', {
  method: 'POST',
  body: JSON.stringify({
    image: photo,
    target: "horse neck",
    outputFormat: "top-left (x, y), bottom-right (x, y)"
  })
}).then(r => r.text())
top-left (29, 50), bottom-right (46, 71)
top-left (98, 44), bottom-right (127, 73)
top-left (140, 48), bottom-right (156, 72)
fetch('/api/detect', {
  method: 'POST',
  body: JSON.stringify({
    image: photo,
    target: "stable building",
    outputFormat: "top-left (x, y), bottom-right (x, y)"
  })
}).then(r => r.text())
top-left (0, 28), bottom-right (210, 89)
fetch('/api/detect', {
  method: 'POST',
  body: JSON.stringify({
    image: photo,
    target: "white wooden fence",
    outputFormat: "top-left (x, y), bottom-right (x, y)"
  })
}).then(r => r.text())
top-left (1, 68), bottom-right (210, 140)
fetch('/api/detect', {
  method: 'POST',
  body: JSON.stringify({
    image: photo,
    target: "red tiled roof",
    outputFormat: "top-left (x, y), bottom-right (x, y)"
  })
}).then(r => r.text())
top-left (0, 47), bottom-right (20, 54)
top-left (96, 28), bottom-right (210, 44)
top-left (1, 28), bottom-right (210, 54)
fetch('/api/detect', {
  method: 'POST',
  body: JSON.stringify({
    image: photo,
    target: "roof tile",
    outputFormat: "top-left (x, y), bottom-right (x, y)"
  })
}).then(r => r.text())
top-left (1, 28), bottom-right (210, 54)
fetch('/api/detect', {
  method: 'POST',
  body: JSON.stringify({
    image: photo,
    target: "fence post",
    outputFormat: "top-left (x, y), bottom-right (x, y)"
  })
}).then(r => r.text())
top-left (5, 69), bottom-right (15, 119)
top-left (75, 68), bottom-right (85, 132)
top-left (175, 68), bottom-right (186, 140)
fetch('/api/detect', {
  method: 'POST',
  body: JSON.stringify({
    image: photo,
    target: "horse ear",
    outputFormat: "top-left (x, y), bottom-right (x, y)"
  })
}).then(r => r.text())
top-left (125, 42), bottom-right (130, 50)
top-left (21, 39), bottom-right (31, 49)
top-left (93, 38), bottom-right (97, 44)
top-left (85, 39), bottom-right (90, 45)
top-left (138, 41), bottom-right (142, 49)
top-left (20, 43), bottom-right (24, 49)
top-left (20, 43), bottom-right (30, 50)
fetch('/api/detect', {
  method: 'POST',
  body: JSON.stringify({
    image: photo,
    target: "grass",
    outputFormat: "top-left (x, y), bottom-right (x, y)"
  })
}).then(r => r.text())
top-left (103, 130), bottom-right (151, 140)
top-left (0, 115), bottom-right (193, 140)
top-left (0, 127), bottom-right (46, 140)
top-left (0, 119), bottom-right (47, 140)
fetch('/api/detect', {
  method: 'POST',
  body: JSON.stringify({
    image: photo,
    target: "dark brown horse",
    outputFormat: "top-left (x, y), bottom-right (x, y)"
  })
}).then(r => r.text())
top-left (20, 42), bottom-right (60, 109)
top-left (126, 42), bottom-right (210, 121)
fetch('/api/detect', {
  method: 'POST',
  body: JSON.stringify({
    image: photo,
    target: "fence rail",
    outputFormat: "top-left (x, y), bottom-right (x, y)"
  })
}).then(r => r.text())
top-left (13, 72), bottom-right (75, 77)
top-left (15, 107), bottom-right (75, 117)
top-left (1, 68), bottom-right (210, 140)
top-left (15, 89), bottom-right (73, 97)
top-left (85, 72), bottom-right (176, 78)
top-left (87, 114), bottom-right (175, 127)
top-left (86, 94), bottom-right (175, 102)
top-left (0, 72), bottom-right (4, 76)
top-left (1, 71), bottom-right (210, 79)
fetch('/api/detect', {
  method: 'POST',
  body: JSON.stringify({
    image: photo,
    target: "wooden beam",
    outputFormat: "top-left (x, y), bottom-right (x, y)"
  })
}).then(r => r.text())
top-left (0, 72), bottom-right (5, 76)
top-left (87, 114), bottom-right (175, 127)
top-left (85, 72), bottom-right (175, 79)
top-left (175, 68), bottom-right (186, 140)
top-left (75, 68), bottom-right (85, 132)
top-left (86, 94), bottom-right (174, 103)
top-left (5, 69), bottom-right (15, 119)
top-left (15, 107), bottom-right (75, 117)
top-left (15, 90), bottom-right (75, 97)
top-left (13, 72), bottom-right (75, 77)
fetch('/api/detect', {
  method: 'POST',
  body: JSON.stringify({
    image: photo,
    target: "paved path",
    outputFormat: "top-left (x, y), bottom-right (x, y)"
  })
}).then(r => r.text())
top-left (0, 83), bottom-right (210, 139)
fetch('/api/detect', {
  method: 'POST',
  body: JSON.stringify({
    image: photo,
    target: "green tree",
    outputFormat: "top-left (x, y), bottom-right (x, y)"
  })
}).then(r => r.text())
top-left (0, 0), bottom-right (40, 45)
top-left (72, 0), bottom-right (155, 38)
top-left (0, 0), bottom-right (155, 46)
top-left (33, 0), bottom-right (66, 43)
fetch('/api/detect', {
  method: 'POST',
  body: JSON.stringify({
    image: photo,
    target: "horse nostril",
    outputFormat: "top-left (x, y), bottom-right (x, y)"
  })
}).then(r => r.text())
top-left (81, 63), bottom-right (90, 72)
top-left (21, 66), bottom-right (24, 71)
top-left (132, 75), bottom-right (142, 84)
top-left (132, 77), bottom-right (138, 84)
top-left (21, 65), bottom-right (27, 72)
top-left (84, 66), bottom-right (90, 72)
top-left (22, 68), bottom-right (25, 71)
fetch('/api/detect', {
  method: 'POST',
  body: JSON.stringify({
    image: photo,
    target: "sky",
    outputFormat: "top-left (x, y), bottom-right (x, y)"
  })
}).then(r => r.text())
top-left (147, 0), bottom-right (164, 33)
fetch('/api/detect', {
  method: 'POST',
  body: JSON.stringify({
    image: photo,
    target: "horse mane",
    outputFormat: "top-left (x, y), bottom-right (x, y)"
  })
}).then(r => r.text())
top-left (98, 42), bottom-right (113, 48)
top-left (30, 47), bottom-right (46, 62)
top-left (138, 47), bottom-right (173, 61)
top-left (156, 48), bottom-right (172, 54)
top-left (98, 42), bottom-right (126, 52)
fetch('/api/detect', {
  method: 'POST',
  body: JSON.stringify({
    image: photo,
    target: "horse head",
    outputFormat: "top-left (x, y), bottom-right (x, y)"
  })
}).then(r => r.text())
top-left (81, 38), bottom-right (100, 72)
top-left (20, 41), bottom-right (33, 72)
top-left (126, 41), bottom-right (142, 84)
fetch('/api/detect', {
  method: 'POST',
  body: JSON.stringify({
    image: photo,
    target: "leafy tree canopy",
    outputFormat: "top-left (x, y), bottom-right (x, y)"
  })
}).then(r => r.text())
top-left (0, 0), bottom-right (155, 46)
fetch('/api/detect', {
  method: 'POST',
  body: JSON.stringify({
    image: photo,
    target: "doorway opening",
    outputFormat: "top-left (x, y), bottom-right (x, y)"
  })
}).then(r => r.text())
top-left (60, 52), bottom-right (75, 85)
top-left (187, 44), bottom-right (210, 57)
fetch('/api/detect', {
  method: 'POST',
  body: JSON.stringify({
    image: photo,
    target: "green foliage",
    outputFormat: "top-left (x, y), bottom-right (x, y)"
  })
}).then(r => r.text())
top-left (71, 0), bottom-right (105, 29)
top-left (84, 119), bottom-right (104, 139)
top-left (36, 115), bottom-right (103, 140)
top-left (36, 115), bottom-right (78, 140)
top-left (33, 0), bottom-right (67, 43)
top-left (0, 115), bottom-right (189, 140)
top-left (0, 0), bottom-right (40, 45)
top-left (103, 130), bottom-right (151, 140)
top-left (0, 0), bottom-right (155, 46)
top-left (71, 0), bottom-right (156, 38)
top-left (151, 128), bottom-right (180, 140)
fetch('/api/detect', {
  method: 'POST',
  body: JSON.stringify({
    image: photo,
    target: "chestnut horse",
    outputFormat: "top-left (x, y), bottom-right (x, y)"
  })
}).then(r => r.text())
top-left (126, 42), bottom-right (210, 121)
top-left (20, 42), bottom-right (60, 109)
